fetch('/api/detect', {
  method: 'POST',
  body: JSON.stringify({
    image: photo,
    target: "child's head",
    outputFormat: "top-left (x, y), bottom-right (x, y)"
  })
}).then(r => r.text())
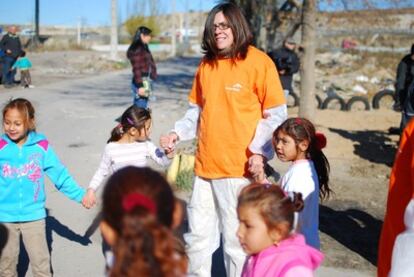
top-left (20, 50), bottom-right (26, 57)
top-left (100, 166), bottom-right (186, 276)
top-left (273, 117), bottom-right (317, 162)
top-left (2, 98), bottom-right (35, 145)
top-left (237, 183), bottom-right (304, 255)
top-left (108, 105), bottom-right (151, 143)
top-left (273, 117), bottom-right (331, 200)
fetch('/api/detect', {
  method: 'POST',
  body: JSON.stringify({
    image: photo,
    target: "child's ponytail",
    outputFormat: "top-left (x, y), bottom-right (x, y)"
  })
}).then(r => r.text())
top-left (109, 194), bottom-right (186, 277)
top-left (309, 132), bottom-right (331, 200)
top-left (108, 124), bottom-right (124, 143)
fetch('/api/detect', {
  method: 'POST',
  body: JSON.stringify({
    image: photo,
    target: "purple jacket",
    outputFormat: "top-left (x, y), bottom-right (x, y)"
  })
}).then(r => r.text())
top-left (241, 234), bottom-right (323, 277)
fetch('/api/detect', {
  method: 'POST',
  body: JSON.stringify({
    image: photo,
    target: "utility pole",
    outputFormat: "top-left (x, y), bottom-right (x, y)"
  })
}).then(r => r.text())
top-left (77, 17), bottom-right (81, 46)
top-left (170, 0), bottom-right (176, 57)
top-left (110, 0), bottom-right (119, 60)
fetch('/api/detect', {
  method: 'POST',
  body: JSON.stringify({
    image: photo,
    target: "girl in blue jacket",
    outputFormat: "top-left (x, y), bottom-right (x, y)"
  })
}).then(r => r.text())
top-left (0, 98), bottom-right (86, 276)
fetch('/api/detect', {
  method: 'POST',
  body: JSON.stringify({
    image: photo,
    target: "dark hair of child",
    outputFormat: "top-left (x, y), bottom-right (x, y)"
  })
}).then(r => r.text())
top-left (273, 117), bottom-right (332, 200)
top-left (238, 183), bottom-right (304, 240)
top-left (102, 166), bottom-right (187, 277)
top-left (107, 106), bottom-right (151, 143)
top-left (2, 98), bottom-right (35, 132)
top-left (20, 50), bottom-right (26, 57)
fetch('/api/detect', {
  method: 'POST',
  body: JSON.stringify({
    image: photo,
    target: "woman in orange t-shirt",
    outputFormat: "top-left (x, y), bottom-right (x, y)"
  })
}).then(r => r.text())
top-left (160, 3), bottom-right (286, 276)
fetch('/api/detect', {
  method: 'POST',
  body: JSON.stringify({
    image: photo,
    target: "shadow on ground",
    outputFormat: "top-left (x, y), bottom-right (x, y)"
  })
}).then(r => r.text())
top-left (329, 128), bottom-right (397, 167)
top-left (17, 209), bottom-right (91, 277)
top-left (319, 204), bottom-right (382, 266)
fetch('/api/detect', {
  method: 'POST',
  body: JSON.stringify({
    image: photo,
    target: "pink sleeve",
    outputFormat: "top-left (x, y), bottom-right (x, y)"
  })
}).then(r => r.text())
top-left (284, 266), bottom-right (314, 277)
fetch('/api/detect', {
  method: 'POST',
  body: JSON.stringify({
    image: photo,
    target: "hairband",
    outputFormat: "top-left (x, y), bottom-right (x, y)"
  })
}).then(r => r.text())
top-left (315, 132), bottom-right (327, 150)
top-left (295, 118), bottom-right (302, 125)
top-left (122, 193), bottom-right (157, 214)
top-left (126, 117), bottom-right (135, 126)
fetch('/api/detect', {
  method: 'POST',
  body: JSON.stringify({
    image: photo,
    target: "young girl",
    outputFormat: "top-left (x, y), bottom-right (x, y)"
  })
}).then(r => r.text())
top-left (83, 105), bottom-right (173, 208)
top-left (237, 183), bottom-right (323, 277)
top-left (0, 98), bottom-right (86, 276)
top-left (273, 117), bottom-right (331, 249)
top-left (100, 166), bottom-right (187, 277)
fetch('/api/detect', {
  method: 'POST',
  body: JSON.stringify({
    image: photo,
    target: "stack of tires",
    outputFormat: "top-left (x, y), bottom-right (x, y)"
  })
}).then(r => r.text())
top-left (286, 89), bottom-right (396, 111)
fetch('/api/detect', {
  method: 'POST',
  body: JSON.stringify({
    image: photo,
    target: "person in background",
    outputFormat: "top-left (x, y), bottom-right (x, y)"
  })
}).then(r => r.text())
top-left (126, 26), bottom-right (157, 109)
top-left (160, 2), bottom-right (286, 276)
top-left (11, 50), bottom-right (33, 88)
top-left (0, 25), bottom-right (22, 88)
top-left (395, 43), bottom-right (414, 132)
top-left (268, 37), bottom-right (300, 98)
top-left (100, 166), bottom-right (187, 276)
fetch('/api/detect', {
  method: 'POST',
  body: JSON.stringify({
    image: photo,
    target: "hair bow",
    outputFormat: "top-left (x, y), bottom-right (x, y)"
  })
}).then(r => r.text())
top-left (122, 193), bottom-right (157, 214)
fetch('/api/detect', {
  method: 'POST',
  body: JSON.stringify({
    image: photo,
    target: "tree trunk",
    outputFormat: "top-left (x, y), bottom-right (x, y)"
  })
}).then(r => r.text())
top-left (110, 0), bottom-right (119, 60)
top-left (299, 0), bottom-right (316, 121)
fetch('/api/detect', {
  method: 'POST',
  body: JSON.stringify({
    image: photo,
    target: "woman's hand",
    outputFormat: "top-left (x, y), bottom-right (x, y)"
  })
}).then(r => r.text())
top-left (248, 154), bottom-right (266, 183)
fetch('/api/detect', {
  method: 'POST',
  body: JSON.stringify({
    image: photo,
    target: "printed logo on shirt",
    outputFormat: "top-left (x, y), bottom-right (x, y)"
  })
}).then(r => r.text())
top-left (1, 153), bottom-right (43, 201)
top-left (225, 83), bottom-right (243, 92)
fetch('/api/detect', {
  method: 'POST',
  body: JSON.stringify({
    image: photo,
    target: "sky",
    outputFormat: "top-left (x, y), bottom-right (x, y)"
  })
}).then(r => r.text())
top-left (1, 0), bottom-right (413, 27)
top-left (0, 0), bottom-right (218, 27)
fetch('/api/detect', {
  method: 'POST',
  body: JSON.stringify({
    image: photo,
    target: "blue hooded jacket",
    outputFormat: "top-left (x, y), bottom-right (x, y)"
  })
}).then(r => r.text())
top-left (0, 132), bottom-right (86, 222)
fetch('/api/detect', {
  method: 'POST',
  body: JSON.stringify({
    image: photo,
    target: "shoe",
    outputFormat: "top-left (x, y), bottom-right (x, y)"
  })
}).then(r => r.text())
top-left (28, 85), bottom-right (35, 88)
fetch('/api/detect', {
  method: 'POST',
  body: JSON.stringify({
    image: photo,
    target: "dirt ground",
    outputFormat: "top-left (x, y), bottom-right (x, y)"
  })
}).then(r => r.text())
top-left (5, 50), bottom-right (403, 275)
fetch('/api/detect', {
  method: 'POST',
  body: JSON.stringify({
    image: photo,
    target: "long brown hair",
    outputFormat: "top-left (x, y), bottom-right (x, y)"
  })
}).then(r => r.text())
top-left (102, 166), bottom-right (187, 277)
top-left (274, 117), bottom-right (332, 200)
top-left (201, 2), bottom-right (252, 62)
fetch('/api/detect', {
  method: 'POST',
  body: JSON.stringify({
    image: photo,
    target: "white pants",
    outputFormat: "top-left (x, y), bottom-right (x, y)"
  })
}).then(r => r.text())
top-left (389, 199), bottom-right (414, 277)
top-left (184, 176), bottom-right (250, 277)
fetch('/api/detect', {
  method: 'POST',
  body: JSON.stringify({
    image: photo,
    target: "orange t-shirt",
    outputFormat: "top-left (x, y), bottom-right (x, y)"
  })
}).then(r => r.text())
top-left (378, 119), bottom-right (414, 277)
top-left (189, 46), bottom-right (285, 179)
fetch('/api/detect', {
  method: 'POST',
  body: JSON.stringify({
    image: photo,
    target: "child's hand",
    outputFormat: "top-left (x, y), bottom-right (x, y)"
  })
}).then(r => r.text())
top-left (82, 189), bottom-right (96, 209)
top-left (165, 148), bottom-right (175, 159)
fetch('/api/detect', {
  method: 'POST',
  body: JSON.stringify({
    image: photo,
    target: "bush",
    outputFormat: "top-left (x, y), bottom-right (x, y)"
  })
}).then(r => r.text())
top-left (123, 15), bottom-right (160, 41)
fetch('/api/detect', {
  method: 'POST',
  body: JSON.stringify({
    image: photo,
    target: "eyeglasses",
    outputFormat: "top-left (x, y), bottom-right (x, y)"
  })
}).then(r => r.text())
top-left (213, 23), bottom-right (230, 31)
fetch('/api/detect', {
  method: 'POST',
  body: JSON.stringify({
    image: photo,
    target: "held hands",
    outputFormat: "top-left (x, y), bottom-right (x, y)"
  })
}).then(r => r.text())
top-left (160, 133), bottom-right (178, 156)
top-left (248, 154), bottom-right (266, 183)
top-left (81, 189), bottom-right (97, 209)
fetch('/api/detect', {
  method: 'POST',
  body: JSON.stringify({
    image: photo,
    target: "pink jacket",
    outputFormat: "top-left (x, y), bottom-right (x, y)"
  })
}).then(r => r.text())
top-left (241, 234), bottom-right (324, 277)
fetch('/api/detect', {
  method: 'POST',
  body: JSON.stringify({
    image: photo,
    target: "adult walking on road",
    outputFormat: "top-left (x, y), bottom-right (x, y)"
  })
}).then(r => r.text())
top-left (268, 37), bottom-right (300, 98)
top-left (127, 26), bottom-right (157, 109)
top-left (395, 43), bottom-right (414, 132)
top-left (0, 25), bottom-right (22, 88)
top-left (160, 3), bottom-right (286, 276)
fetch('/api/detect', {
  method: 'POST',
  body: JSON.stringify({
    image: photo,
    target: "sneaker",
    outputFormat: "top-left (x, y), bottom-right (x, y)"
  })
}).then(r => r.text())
top-left (28, 85), bottom-right (35, 88)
